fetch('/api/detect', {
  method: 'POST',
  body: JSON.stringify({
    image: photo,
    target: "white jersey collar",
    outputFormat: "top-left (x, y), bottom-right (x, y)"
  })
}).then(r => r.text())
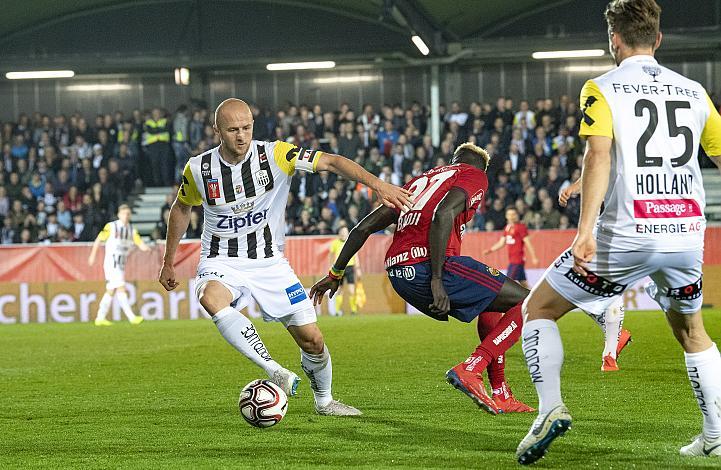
top-left (618, 54), bottom-right (657, 67)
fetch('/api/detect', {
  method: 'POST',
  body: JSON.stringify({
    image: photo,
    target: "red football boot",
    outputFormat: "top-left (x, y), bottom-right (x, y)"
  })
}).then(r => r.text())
top-left (446, 365), bottom-right (499, 415)
top-left (616, 329), bottom-right (632, 358)
top-left (493, 394), bottom-right (535, 413)
top-left (601, 354), bottom-right (619, 372)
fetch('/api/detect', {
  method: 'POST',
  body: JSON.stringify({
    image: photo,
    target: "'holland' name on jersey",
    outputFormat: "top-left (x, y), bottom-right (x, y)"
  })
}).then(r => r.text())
top-left (216, 210), bottom-right (269, 233)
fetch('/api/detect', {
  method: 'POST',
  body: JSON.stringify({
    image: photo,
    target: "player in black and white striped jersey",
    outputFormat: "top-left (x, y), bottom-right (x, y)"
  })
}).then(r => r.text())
top-left (88, 204), bottom-right (151, 326)
top-left (159, 98), bottom-right (411, 416)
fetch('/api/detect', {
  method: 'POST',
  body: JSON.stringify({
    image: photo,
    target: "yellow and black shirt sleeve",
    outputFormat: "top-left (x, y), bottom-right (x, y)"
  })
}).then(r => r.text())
top-left (272, 140), bottom-right (321, 176)
top-left (97, 223), bottom-right (111, 242)
top-left (701, 93), bottom-right (721, 156)
top-left (178, 162), bottom-right (203, 206)
top-left (579, 80), bottom-right (613, 138)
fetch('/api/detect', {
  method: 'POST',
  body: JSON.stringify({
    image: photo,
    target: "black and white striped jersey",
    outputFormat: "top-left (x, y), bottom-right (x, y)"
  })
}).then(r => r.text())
top-left (97, 220), bottom-right (142, 267)
top-left (178, 140), bottom-right (320, 259)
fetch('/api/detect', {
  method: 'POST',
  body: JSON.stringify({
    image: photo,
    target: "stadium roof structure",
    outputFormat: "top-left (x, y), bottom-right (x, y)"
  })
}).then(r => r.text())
top-left (0, 0), bottom-right (719, 73)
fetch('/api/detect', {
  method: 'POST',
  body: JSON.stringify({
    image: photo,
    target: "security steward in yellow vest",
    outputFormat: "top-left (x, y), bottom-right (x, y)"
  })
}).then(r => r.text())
top-left (142, 108), bottom-right (174, 186)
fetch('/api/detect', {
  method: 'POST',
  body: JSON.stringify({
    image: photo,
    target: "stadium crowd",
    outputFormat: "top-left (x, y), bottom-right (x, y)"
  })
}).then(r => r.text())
top-left (6, 92), bottom-right (717, 244)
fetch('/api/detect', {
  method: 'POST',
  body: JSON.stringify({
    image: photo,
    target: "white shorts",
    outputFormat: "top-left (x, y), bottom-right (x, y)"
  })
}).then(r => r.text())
top-left (543, 240), bottom-right (703, 317)
top-left (103, 262), bottom-right (126, 290)
top-left (194, 256), bottom-right (316, 328)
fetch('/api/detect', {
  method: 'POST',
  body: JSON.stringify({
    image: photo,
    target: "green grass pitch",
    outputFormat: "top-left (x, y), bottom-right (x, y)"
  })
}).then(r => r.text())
top-left (2, 310), bottom-right (721, 469)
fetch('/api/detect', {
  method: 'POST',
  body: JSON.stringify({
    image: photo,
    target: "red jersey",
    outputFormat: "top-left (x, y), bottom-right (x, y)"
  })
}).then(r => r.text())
top-left (385, 163), bottom-right (487, 268)
top-left (503, 222), bottom-right (528, 265)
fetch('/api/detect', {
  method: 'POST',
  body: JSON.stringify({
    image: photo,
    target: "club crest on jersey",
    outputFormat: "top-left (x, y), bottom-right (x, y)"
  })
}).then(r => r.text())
top-left (255, 170), bottom-right (270, 187)
top-left (235, 184), bottom-right (244, 194)
top-left (642, 65), bottom-right (662, 82)
top-left (487, 267), bottom-right (501, 277)
top-left (207, 178), bottom-right (221, 199)
top-left (231, 201), bottom-right (254, 214)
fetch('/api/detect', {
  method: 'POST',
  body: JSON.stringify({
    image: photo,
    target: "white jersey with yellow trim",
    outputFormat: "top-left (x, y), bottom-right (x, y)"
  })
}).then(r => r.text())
top-left (97, 220), bottom-right (143, 271)
top-left (178, 140), bottom-right (319, 259)
top-left (580, 55), bottom-right (721, 252)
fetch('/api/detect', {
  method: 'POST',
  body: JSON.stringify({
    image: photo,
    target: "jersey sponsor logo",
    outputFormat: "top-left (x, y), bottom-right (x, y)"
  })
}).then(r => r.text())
top-left (410, 246), bottom-right (427, 259)
top-left (259, 151), bottom-right (267, 163)
top-left (216, 209), bottom-right (269, 233)
top-left (581, 95), bottom-right (597, 126)
top-left (284, 146), bottom-right (302, 162)
top-left (611, 82), bottom-right (701, 99)
top-left (636, 221), bottom-right (703, 234)
top-left (633, 198), bottom-right (702, 218)
top-left (230, 201), bottom-right (254, 214)
top-left (198, 271), bottom-right (224, 278)
top-left (207, 178), bottom-right (220, 199)
top-left (202, 162), bottom-right (210, 170)
top-left (396, 211), bottom-right (421, 231)
top-left (469, 189), bottom-right (485, 207)
top-left (563, 268), bottom-right (626, 298)
top-left (642, 65), bottom-right (662, 82)
top-left (235, 184), bottom-right (244, 195)
top-left (385, 252), bottom-right (409, 268)
top-left (285, 282), bottom-right (308, 305)
top-left (255, 170), bottom-right (270, 187)
top-left (667, 278), bottom-right (702, 301)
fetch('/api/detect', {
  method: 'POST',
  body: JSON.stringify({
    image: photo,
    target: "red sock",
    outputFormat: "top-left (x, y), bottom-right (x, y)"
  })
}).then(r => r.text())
top-left (461, 302), bottom-right (524, 374)
top-left (477, 312), bottom-right (508, 395)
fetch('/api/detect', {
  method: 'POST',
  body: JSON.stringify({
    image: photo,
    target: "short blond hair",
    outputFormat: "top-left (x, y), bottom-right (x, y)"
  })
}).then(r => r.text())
top-left (453, 142), bottom-right (490, 170)
top-left (117, 204), bottom-right (131, 213)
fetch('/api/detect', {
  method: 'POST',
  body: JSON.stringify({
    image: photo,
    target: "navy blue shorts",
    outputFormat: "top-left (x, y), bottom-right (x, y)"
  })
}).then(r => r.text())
top-left (507, 263), bottom-right (527, 281)
top-left (387, 256), bottom-right (507, 323)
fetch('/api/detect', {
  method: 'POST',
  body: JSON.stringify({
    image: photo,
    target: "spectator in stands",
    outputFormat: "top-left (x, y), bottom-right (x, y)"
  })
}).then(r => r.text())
top-left (538, 198), bottom-right (562, 229)
top-left (186, 210), bottom-right (203, 238)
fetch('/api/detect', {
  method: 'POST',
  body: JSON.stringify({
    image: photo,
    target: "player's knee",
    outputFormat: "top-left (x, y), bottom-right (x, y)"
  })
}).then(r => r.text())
top-left (198, 284), bottom-right (228, 315)
top-left (301, 333), bottom-right (325, 355)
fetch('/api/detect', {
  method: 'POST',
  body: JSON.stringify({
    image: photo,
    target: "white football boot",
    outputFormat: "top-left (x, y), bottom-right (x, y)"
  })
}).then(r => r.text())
top-left (680, 434), bottom-right (721, 457)
top-left (516, 404), bottom-right (572, 465)
top-left (269, 368), bottom-right (301, 397)
top-left (316, 400), bottom-right (362, 416)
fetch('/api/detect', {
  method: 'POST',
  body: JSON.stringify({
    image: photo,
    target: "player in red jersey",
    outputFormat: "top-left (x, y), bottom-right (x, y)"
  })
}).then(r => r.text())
top-left (484, 208), bottom-right (538, 289)
top-left (310, 143), bottom-right (533, 414)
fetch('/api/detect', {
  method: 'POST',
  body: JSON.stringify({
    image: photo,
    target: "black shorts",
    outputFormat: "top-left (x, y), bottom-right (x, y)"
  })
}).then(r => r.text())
top-left (341, 266), bottom-right (356, 285)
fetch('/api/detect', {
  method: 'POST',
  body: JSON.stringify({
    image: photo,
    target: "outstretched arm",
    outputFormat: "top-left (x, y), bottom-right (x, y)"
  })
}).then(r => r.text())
top-left (309, 205), bottom-right (398, 304)
top-left (315, 153), bottom-right (412, 211)
top-left (158, 198), bottom-right (192, 291)
top-left (428, 188), bottom-right (467, 317)
top-left (483, 236), bottom-right (506, 255)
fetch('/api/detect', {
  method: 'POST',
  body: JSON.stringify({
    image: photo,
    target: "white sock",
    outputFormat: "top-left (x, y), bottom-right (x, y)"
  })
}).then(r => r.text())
top-left (327, 292), bottom-right (337, 317)
top-left (212, 307), bottom-right (281, 377)
top-left (301, 346), bottom-right (333, 407)
top-left (685, 343), bottom-right (721, 439)
top-left (522, 319), bottom-right (564, 415)
top-left (602, 302), bottom-right (624, 359)
top-left (116, 291), bottom-right (137, 321)
top-left (96, 293), bottom-right (113, 321)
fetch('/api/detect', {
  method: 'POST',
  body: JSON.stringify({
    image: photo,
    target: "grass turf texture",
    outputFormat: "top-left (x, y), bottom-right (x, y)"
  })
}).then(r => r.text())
top-left (1, 311), bottom-right (720, 469)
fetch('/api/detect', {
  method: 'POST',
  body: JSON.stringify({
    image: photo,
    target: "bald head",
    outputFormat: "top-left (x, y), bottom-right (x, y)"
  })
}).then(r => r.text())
top-left (214, 98), bottom-right (254, 160)
top-left (214, 98), bottom-right (252, 128)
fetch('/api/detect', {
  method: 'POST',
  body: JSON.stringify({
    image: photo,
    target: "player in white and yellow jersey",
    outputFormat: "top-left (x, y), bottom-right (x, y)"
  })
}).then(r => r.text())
top-left (158, 98), bottom-right (411, 416)
top-left (88, 204), bottom-right (151, 326)
top-left (517, 1), bottom-right (721, 464)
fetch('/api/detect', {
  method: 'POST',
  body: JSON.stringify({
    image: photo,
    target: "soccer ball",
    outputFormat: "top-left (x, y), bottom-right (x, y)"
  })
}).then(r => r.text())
top-left (238, 379), bottom-right (288, 428)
